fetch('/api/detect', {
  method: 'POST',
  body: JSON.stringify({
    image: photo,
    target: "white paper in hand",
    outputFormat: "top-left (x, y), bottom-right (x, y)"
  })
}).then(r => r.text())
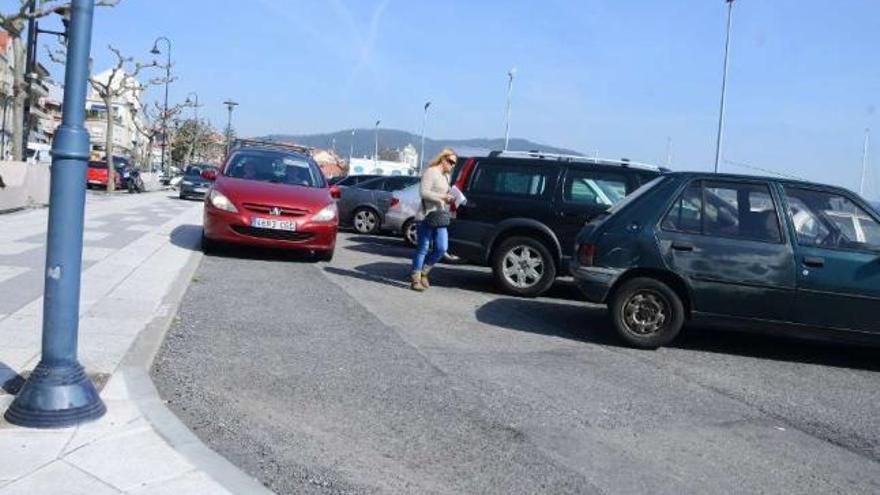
top-left (450, 185), bottom-right (467, 207)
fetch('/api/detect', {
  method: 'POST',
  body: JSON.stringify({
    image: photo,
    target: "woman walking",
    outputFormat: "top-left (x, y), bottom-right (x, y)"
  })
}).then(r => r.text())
top-left (411, 148), bottom-right (457, 291)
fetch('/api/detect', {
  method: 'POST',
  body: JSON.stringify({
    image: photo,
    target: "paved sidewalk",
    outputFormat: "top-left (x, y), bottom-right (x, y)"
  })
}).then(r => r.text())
top-left (0, 193), bottom-right (271, 494)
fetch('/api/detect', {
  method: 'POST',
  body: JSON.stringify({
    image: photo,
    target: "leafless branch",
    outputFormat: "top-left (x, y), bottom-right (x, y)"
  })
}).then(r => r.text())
top-left (2, 1), bottom-right (122, 33)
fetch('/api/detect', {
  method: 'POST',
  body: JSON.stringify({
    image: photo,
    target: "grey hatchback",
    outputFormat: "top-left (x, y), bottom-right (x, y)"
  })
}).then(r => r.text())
top-left (571, 172), bottom-right (880, 349)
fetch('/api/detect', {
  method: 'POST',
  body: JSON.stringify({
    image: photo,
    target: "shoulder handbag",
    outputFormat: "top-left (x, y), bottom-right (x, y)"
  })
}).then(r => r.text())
top-left (423, 201), bottom-right (451, 228)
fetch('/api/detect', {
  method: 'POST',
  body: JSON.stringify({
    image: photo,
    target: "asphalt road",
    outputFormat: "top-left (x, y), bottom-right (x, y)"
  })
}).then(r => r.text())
top-left (153, 229), bottom-right (880, 495)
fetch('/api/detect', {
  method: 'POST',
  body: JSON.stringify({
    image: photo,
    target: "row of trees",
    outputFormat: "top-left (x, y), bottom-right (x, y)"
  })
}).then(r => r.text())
top-left (1, 1), bottom-right (218, 193)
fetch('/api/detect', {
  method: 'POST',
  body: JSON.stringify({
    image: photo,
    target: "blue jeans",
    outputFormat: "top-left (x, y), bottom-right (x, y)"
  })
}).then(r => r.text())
top-left (412, 221), bottom-right (448, 272)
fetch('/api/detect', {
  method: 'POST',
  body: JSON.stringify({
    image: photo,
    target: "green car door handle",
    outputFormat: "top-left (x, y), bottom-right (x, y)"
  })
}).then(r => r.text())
top-left (803, 256), bottom-right (825, 268)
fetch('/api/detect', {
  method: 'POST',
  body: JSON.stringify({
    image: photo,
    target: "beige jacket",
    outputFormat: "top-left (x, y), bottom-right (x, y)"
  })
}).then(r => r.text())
top-left (417, 166), bottom-right (450, 221)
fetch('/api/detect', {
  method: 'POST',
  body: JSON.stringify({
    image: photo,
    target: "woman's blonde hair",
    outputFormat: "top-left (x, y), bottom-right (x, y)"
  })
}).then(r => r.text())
top-left (426, 147), bottom-right (457, 169)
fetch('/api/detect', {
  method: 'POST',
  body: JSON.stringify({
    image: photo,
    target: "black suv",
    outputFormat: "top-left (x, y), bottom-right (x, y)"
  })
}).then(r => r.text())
top-left (449, 151), bottom-right (663, 297)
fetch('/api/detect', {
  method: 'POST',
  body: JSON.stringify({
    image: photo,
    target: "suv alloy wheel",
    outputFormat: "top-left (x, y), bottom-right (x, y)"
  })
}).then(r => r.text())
top-left (492, 236), bottom-right (557, 297)
top-left (610, 277), bottom-right (684, 349)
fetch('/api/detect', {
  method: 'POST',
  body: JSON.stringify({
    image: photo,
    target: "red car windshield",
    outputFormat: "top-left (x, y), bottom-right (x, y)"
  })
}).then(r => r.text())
top-left (225, 151), bottom-right (324, 188)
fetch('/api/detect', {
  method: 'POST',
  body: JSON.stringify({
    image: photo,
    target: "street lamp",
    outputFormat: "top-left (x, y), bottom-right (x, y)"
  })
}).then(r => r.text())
top-left (150, 36), bottom-right (172, 175)
top-left (348, 129), bottom-right (355, 166)
top-left (504, 67), bottom-right (516, 151)
top-left (5, 0), bottom-right (105, 428)
top-left (420, 101), bottom-right (431, 171)
top-left (374, 119), bottom-right (381, 169)
top-left (223, 99), bottom-right (239, 156)
top-left (184, 92), bottom-right (201, 162)
top-left (713, 0), bottom-right (735, 174)
top-left (860, 128), bottom-right (871, 197)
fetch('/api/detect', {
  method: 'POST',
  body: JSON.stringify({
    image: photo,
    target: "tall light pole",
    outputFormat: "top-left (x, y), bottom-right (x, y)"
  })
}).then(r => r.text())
top-left (184, 92), bottom-right (201, 162)
top-left (504, 67), bottom-right (517, 151)
top-left (666, 136), bottom-right (673, 168)
top-left (420, 101), bottom-right (431, 171)
top-left (150, 36), bottom-right (172, 175)
top-left (374, 119), bottom-right (381, 169)
top-left (348, 129), bottom-right (355, 165)
top-left (713, 0), bottom-right (735, 174)
top-left (6, 0), bottom-right (105, 428)
top-left (860, 128), bottom-right (871, 197)
top-left (223, 99), bottom-right (238, 156)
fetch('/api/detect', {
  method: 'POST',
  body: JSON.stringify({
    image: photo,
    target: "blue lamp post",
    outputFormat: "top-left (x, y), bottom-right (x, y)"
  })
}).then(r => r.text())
top-left (4, 0), bottom-right (106, 428)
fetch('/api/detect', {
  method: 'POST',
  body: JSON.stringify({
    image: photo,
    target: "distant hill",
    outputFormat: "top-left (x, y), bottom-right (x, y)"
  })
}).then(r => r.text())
top-left (261, 129), bottom-right (583, 162)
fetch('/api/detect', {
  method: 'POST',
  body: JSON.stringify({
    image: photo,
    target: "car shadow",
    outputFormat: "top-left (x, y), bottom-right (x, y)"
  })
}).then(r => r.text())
top-left (476, 298), bottom-right (880, 371)
top-left (329, 260), bottom-right (586, 302)
top-left (345, 238), bottom-right (412, 260)
top-left (169, 224), bottom-right (203, 252)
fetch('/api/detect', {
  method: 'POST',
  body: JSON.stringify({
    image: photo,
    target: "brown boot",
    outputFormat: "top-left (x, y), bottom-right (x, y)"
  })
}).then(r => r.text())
top-left (410, 272), bottom-right (426, 292)
top-left (420, 265), bottom-right (434, 289)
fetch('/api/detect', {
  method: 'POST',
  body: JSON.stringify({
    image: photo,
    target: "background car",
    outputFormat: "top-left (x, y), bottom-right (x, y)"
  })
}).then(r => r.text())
top-left (202, 140), bottom-right (339, 261)
top-left (571, 172), bottom-right (880, 349)
top-left (337, 175), bottom-right (420, 234)
top-left (329, 174), bottom-right (381, 187)
top-left (382, 182), bottom-right (422, 245)
top-left (179, 164), bottom-right (218, 200)
top-left (448, 150), bottom-right (663, 297)
top-left (86, 159), bottom-right (127, 190)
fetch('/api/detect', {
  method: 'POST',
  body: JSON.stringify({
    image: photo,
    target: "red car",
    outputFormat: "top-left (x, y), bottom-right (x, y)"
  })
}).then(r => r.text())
top-left (201, 142), bottom-right (339, 261)
top-left (86, 160), bottom-right (124, 190)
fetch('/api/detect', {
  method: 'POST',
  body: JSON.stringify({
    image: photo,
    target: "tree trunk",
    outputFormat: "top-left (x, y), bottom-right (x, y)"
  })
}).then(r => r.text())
top-left (11, 37), bottom-right (26, 162)
top-left (104, 98), bottom-right (116, 193)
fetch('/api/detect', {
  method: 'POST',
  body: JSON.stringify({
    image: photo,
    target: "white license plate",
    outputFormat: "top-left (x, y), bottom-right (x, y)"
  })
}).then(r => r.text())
top-left (251, 217), bottom-right (296, 231)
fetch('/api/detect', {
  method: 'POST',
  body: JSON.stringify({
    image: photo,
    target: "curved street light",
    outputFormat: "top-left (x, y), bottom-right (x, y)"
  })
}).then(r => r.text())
top-left (150, 36), bottom-right (172, 174)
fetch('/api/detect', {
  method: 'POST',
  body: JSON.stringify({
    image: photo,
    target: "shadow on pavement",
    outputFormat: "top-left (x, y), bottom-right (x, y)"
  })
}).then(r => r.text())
top-left (0, 362), bottom-right (24, 395)
top-left (671, 327), bottom-right (880, 371)
top-left (169, 224), bottom-right (203, 252)
top-left (476, 297), bottom-right (880, 370)
top-left (344, 236), bottom-right (411, 260)
top-left (323, 266), bottom-right (410, 289)
top-left (475, 298), bottom-right (617, 344)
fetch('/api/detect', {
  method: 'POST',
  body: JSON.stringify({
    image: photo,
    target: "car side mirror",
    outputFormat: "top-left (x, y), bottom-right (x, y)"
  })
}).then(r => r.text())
top-left (330, 185), bottom-right (341, 199)
top-left (201, 169), bottom-right (218, 181)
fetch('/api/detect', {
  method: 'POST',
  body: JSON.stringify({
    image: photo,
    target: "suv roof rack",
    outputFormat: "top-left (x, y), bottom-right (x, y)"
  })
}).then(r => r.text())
top-left (231, 139), bottom-right (313, 155)
top-left (487, 150), bottom-right (663, 172)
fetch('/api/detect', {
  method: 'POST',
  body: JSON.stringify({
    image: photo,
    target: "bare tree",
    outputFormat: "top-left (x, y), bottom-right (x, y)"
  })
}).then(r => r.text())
top-left (130, 100), bottom-right (186, 170)
top-left (0, 0), bottom-right (121, 161)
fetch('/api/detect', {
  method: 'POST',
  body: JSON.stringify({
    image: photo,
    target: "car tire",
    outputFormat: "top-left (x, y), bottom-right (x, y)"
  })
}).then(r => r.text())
top-left (315, 249), bottom-right (334, 262)
top-left (179, 191), bottom-right (187, 200)
top-left (201, 232), bottom-right (217, 255)
top-left (352, 207), bottom-right (380, 235)
top-left (609, 277), bottom-right (684, 349)
top-left (492, 236), bottom-right (557, 297)
top-left (402, 219), bottom-right (418, 247)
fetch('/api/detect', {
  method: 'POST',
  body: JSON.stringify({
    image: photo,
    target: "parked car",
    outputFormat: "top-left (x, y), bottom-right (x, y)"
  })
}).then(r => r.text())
top-left (448, 150), bottom-right (663, 297)
top-left (329, 174), bottom-right (381, 187)
top-left (179, 164), bottom-right (217, 200)
top-left (571, 172), bottom-right (880, 349)
top-left (86, 160), bottom-right (126, 190)
top-left (337, 175), bottom-right (420, 234)
top-left (201, 140), bottom-right (340, 261)
top-left (383, 182), bottom-right (422, 245)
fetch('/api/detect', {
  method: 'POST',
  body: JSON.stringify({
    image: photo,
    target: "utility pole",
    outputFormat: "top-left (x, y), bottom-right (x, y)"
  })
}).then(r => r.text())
top-left (150, 37), bottom-right (171, 175)
top-left (666, 136), bottom-right (673, 167)
top-left (420, 101), bottom-right (430, 171)
top-left (860, 128), bottom-right (870, 197)
top-left (504, 68), bottom-right (516, 151)
top-left (713, 0), bottom-right (735, 174)
top-left (374, 119), bottom-right (380, 169)
top-left (6, 0), bottom-right (106, 428)
top-left (348, 129), bottom-right (355, 165)
top-left (223, 99), bottom-right (238, 156)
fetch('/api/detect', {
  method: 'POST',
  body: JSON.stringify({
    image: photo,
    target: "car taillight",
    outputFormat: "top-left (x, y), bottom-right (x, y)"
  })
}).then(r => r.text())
top-left (453, 157), bottom-right (475, 191)
top-left (577, 243), bottom-right (596, 266)
top-left (390, 197), bottom-right (399, 208)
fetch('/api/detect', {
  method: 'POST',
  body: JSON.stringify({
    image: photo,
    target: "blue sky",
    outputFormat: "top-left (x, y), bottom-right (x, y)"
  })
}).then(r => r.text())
top-left (39, 0), bottom-right (880, 196)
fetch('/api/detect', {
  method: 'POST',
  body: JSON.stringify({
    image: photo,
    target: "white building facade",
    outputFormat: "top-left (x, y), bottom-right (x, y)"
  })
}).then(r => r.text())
top-left (85, 68), bottom-right (147, 162)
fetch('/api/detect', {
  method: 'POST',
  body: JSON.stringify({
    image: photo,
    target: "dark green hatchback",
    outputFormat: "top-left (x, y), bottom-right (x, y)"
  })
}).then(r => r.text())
top-left (571, 172), bottom-right (880, 349)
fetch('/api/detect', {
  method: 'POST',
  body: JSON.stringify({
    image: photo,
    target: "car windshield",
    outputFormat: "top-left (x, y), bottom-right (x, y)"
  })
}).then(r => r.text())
top-left (224, 151), bottom-right (323, 187)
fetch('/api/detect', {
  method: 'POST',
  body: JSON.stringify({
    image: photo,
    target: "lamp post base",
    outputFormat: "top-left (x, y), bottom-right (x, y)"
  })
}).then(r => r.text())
top-left (4, 361), bottom-right (106, 428)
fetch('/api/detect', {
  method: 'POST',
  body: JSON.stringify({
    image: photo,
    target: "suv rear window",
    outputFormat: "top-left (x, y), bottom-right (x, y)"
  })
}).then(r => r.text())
top-left (471, 163), bottom-right (553, 197)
